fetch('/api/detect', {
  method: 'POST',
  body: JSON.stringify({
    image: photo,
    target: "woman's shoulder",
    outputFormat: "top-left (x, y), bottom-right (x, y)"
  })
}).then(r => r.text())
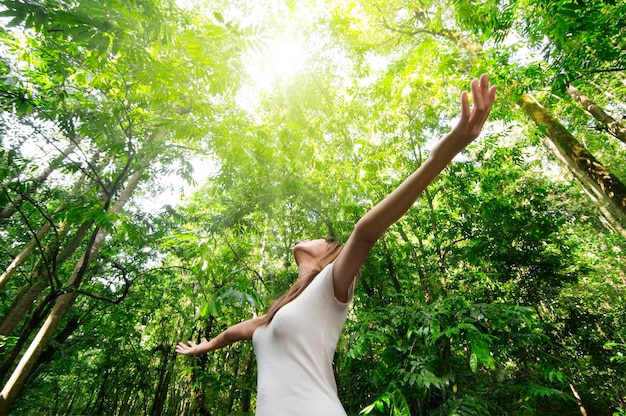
top-left (318, 263), bottom-right (353, 306)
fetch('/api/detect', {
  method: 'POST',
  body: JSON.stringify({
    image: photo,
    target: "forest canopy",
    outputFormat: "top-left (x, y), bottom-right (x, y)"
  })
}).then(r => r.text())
top-left (0, 0), bottom-right (625, 415)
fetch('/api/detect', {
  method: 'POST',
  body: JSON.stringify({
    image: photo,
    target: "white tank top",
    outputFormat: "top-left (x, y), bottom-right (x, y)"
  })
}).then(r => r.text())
top-left (252, 263), bottom-right (352, 415)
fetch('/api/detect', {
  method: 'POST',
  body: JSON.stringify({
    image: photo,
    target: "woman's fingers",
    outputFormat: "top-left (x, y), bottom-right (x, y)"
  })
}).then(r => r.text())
top-left (460, 90), bottom-right (470, 122)
top-left (469, 74), bottom-right (496, 127)
top-left (471, 77), bottom-right (484, 111)
top-left (175, 340), bottom-right (197, 354)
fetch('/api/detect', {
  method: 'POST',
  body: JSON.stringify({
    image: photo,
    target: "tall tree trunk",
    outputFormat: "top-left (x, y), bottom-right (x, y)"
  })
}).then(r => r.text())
top-left (189, 325), bottom-right (212, 416)
top-left (517, 93), bottom-right (626, 237)
top-left (0, 315), bottom-right (82, 392)
top-left (566, 85), bottom-right (626, 145)
top-left (116, 385), bottom-right (134, 416)
top-left (91, 367), bottom-right (111, 415)
top-left (0, 168), bottom-right (144, 415)
top-left (227, 350), bottom-right (242, 412)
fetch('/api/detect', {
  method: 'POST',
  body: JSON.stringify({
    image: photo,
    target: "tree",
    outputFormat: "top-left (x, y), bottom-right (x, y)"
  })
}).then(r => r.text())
top-left (0, 0), bottom-right (254, 411)
top-left (566, 85), bottom-right (626, 146)
top-left (517, 93), bottom-right (626, 236)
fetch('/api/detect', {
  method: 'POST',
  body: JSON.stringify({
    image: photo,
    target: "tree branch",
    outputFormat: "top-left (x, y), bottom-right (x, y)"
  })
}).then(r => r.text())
top-left (60, 261), bottom-right (131, 305)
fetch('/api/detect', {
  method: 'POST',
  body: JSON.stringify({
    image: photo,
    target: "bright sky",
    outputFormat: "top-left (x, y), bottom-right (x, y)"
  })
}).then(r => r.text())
top-left (236, 33), bottom-right (308, 113)
top-left (253, 37), bottom-right (306, 84)
top-left (147, 1), bottom-right (315, 208)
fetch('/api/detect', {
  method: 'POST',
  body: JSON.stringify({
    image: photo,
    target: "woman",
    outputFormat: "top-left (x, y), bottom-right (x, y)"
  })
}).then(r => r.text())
top-left (176, 74), bottom-right (497, 415)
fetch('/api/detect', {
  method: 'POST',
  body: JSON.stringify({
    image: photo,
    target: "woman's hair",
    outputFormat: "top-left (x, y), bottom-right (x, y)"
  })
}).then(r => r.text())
top-left (258, 237), bottom-right (343, 326)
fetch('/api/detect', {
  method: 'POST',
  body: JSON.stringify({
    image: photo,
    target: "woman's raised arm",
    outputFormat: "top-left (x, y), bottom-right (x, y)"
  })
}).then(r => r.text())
top-left (332, 74), bottom-right (497, 301)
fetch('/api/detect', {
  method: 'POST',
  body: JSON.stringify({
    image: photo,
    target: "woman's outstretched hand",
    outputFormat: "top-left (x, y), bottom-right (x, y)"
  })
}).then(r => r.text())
top-left (175, 319), bottom-right (259, 355)
top-left (176, 337), bottom-right (209, 355)
top-left (431, 74), bottom-right (497, 160)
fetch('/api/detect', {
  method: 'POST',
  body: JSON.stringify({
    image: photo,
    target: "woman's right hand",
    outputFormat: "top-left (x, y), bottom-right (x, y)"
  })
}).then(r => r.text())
top-left (175, 337), bottom-right (209, 355)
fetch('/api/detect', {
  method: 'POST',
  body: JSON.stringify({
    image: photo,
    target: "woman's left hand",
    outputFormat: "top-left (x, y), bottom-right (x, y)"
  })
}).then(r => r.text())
top-left (432, 74), bottom-right (497, 159)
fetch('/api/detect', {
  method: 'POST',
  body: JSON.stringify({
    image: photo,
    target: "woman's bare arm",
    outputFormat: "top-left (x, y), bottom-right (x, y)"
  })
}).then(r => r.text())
top-left (332, 74), bottom-right (497, 301)
top-left (175, 317), bottom-right (262, 355)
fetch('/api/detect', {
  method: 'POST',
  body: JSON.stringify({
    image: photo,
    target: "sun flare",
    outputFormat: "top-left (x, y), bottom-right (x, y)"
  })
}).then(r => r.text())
top-left (268, 37), bottom-right (305, 77)
top-left (250, 35), bottom-right (307, 88)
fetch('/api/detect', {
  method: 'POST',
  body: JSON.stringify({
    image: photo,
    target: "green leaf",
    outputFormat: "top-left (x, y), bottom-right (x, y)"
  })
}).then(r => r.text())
top-left (213, 11), bottom-right (224, 23)
top-left (469, 352), bottom-right (478, 373)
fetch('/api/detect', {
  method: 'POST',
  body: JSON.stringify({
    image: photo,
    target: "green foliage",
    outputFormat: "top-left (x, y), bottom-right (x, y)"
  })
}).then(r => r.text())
top-left (360, 383), bottom-right (411, 416)
top-left (1, 0), bottom-right (625, 415)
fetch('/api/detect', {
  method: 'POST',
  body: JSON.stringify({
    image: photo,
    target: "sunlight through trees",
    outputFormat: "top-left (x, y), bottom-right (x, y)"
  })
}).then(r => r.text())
top-left (1, 0), bottom-right (625, 415)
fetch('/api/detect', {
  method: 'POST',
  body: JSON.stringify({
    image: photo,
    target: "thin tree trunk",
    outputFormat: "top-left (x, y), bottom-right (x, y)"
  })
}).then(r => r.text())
top-left (239, 350), bottom-right (256, 414)
top-left (116, 385), bottom-right (134, 416)
top-left (0, 317), bottom-right (84, 409)
top-left (92, 367), bottom-right (111, 415)
top-left (0, 273), bottom-right (48, 336)
top-left (0, 165), bottom-right (88, 291)
top-left (380, 236), bottom-right (402, 293)
top-left (517, 93), bottom-right (626, 237)
top-left (0, 168), bottom-right (91, 342)
top-left (358, 262), bottom-right (374, 297)
top-left (0, 221), bottom-right (92, 336)
top-left (0, 168), bottom-right (144, 415)
top-left (63, 383), bottom-right (80, 416)
top-left (0, 137), bottom-right (82, 219)
top-left (0, 293), bottom-right (53, 383)
top-left (424, 188), bottom-right (447, 293)
top-left (0, 224), bottom-right (51, 291)
top-left (569, 383), bottom-right (589, 416)
top-left (227, 350), bottom-right (242, 412)
top-left (566, 85), bottom-right (626, 145)
top-left (151, 346), bottom-right (174, 416)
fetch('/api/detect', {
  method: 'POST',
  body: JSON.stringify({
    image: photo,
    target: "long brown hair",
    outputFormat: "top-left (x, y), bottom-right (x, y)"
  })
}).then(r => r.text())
top-left (258, 237), bottom-right (343, 326)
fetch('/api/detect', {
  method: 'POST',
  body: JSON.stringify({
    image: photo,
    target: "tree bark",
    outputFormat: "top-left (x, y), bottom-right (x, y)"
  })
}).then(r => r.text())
top-left (517, 93), bottom-right (626, 237)
top-left (566, 85), bottom-right (626, 145)
top-left (0, 168), bottom-right (144, 415)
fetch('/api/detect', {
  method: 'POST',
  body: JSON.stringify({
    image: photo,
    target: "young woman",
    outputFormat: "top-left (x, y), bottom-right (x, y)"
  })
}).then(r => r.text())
top-left (176, 74), bottom-right (497, 415)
